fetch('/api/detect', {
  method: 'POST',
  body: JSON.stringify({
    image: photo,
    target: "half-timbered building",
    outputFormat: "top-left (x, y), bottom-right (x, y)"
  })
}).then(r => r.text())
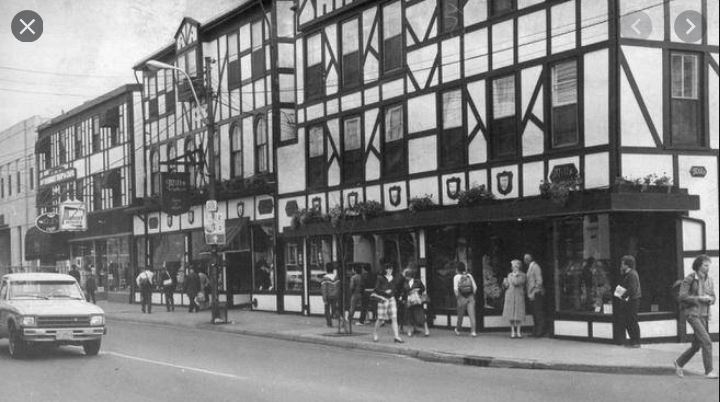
top-left (131, 0), bottom-right (297, 309)
top-left (276, 0), bottom-right (719, 343)
top-left (34, 84), bottom-right (142, 301)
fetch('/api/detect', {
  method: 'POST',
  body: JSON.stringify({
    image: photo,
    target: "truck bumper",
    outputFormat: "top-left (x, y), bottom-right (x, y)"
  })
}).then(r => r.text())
top-left (22, 327), bottom-right (106, 343)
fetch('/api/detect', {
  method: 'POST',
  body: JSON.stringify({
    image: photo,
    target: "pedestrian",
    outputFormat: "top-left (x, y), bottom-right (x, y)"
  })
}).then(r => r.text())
top-left (184, 267), bottom-right (201, 313)
top-left (68, 264), bottom-right (81, 283)
top-left (347, 265), bottom-right (364, 329)
top-left (136, 266), bottom-right (154, 314)
top-left (403, 267), bottom-right (430, 337)
top-left (453, 261), bottom-right (478, 337)
top-left (198, 269), bottom-right (211, 309)
top-left (160, 263), bottom-right (175, 312)
top-left (502, 260), bottom-right (527, 338)
top-left (615, 255), bottom-right (641, 348)
top-left (673, 255), bottom-right (718, 379)
top-left (84, 267), bottom-right (97, 304)
top-left (371, 262), bottom-right (404, 343)
top-left (320, 264), bottom-right (340, 328)
top-left (396, 267), bottom-right (408, 334)
top-left (359, 265), bottom-right (376, 325)
top-left (524, 253), bottom-right (546, 337)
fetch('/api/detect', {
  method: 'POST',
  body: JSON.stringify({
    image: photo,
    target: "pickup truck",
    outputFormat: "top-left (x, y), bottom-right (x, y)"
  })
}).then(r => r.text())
top-left (0, 272), bottom-right (106, 359)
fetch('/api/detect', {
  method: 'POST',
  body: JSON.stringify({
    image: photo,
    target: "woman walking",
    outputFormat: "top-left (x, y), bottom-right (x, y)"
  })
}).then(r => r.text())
top-left (372, 262), bottom-right (404, 343)
top-left (403, 267), bottom-right (430, 337)
top-left (502, 260), bottom-right (527, 338)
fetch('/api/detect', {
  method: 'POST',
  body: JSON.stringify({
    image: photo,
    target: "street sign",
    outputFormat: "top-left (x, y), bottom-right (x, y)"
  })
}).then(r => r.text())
top-left (204, 210), bottom-right (226, 245)
top-left (206, 199), bottom-right (218, 212)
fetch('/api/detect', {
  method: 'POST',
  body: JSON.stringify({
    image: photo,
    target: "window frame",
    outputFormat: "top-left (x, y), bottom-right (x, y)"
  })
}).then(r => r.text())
top-left (307, 124), bottom-right (327, 190)
top-left (441, 0), bottom-right (462, 33)
top-left (382, 1), bottom-right (404, 74)
top-left (550, 58), bottom-right (580, 149)
top-left (490, 0), bottom-right (515, 18)
top-left (254, 116), bottom-right (269, 174)
top-left (341, 16), bottom-right (362, 90)
top-left (382, 103), bottom-right (407, 178)
top-left (150, 149), bottom-right (161, 196)
top-left (305, 31), bottom-right (325, 101)
top-left (667, 51), bottom-right (705, 148)
top-left (439, 88), bottom-right (466, 169)
top-left (230, 122), bottom-right (243, 178)
top-left (342, 115), bottom-right (364, 185)
top-left (489, 74), bottom-right (519, 160)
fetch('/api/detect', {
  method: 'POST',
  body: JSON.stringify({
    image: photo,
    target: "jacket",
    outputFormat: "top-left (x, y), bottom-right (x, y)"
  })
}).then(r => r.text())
top-left (620, 269), bottom-right (641, 300)
top-left (679, 272), bottom-right (716, 319)
top-left (526, 261), bottom-right (544, 300)
top-left (320, 274), bottom-right (340, 302)
top-left (184, 272), bottom-right (201, 294)
top-left (374, 274), bottom-right (400, 298)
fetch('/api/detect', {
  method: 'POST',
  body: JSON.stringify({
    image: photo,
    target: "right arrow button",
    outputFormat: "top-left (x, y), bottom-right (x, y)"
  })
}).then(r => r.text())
top-left (675, 11), bottom-right (703, 43)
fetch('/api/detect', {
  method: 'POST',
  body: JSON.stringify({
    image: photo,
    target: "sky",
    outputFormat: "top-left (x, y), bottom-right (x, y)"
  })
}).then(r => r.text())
top-left (0, 0), bottom-right (240, 132)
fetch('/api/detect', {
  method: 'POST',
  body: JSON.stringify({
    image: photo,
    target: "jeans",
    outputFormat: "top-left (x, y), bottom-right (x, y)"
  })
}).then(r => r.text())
top-left (456, 295), bottom-right (476, 332)
top-left (324, 300), bottom-right (338, 326)
top-left (140, 288), bottom-right (152, 313)
top-left (349, 293), bottom-right (362, 324)
top-left (623, 299), bottom-right (640, 345)
top-left (677, 316), bottom-right (714, 374)
top-left (85, 289), bottom-right (96, 304)
top-left (531, 294), bottom-right (545, 336)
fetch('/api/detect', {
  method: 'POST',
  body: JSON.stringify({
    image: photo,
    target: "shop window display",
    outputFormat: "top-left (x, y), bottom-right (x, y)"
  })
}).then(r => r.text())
top-left (252, 223), bottom-right (275, 292)
top-left (284, 241), bottom-right (303, 293)
top-left (307, 236), bottom-right (332, 294)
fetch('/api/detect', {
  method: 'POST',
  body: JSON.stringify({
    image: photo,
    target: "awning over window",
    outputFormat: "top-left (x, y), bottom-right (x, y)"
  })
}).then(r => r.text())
top-left (24, 226), bottom-right (71, 261)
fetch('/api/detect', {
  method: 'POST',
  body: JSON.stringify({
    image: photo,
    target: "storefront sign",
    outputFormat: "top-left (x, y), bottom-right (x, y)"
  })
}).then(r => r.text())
top-left (39, 166), bottom-right (76, 186)
top-left (550, 163), bottom-right (579, 183)
top-left (160, 172), bottom-right (191, 215)
top-left (59, 199), bottom-right (87, 231)
top-left (258, 199), bottom-right (274, 215)
top-left (35, 213), bottom-right (60, 233)
top-left (389, 186), bottom-right (402, 206)
top-left (284, 200), bottom-right (298, 217)
top-left (690, 166), bottom-right (707, 177)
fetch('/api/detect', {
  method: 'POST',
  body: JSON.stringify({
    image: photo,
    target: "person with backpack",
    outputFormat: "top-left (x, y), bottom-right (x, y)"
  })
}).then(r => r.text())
top-left (135, 267), bottom-right (154, 314)
top-left (453, 261), bottom-right (478, 337)
top-left (673, 255), bottom-right (717, 379)
top-left (320, 264), bottom-right (341, 327)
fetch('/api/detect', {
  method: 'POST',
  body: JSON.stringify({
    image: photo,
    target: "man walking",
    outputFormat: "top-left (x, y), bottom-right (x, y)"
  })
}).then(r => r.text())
top-left (68, 264), bottom-right (81, 283)
top-left (617, 255), bottom-right (641, 347)
top-left (453, 261), bottom-right (478, 337)
top-left (320, 264), bottom-right (340, 327)
top-left (136, 267), bottom-right (154, 314)
top-left (674, 255), bottom-right (718, 379)
top-left (85, 266), bottom-right (97, 304)
top-left (184, 267), bottom-right (201, 313)
top-left (524, 253), bottom-right (546, 337)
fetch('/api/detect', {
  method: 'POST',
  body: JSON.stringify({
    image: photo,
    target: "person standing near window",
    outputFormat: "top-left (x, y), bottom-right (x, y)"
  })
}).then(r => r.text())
top-left (502, 260), bottom-right (526, 338)
top-left (674, 255), bottom-right (717, 379)
top-left (617, 255), bottom-right (641, 348)
top-left (453, 261), bottom-right (478, 337)
top-left (84, 266), bottom-right (97, 304)
top-left (524, 253), bottom-right (546, 337)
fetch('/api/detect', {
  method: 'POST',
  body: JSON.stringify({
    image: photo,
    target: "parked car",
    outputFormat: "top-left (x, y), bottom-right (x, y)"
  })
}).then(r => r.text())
top-left (0, 273), bottom-right (106, 358)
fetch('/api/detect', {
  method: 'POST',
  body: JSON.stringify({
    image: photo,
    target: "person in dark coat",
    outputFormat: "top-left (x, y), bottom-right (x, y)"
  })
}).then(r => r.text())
top-left (617, 255), bottom-right (641, 347)
top-left (68, 265), bottom-right (81, 283)
top-left (84, 267), bottom-right (97, 303)
top-left (159, 264), bottom-right (175, 312)
top-left (184, 268), bottom-right (201, 313)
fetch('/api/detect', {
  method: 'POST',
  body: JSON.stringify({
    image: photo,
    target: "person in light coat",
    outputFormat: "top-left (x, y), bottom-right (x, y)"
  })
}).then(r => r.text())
top-left (502, 260), bottom-right (526, 338)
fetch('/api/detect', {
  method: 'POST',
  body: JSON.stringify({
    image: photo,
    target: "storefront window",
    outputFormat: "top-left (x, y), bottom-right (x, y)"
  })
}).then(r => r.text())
top-left (284, 240), bottom-right (303, 293)
top-left (307, 236), bottom-right (332, 294)
top-left (253, 223), bottom-right (275, 292)
top-left (106, 237), bottom-right (130, 291)
top-left (427, 226), bottom-right (468, 311)
top-left (152, 233), bottom-right (185, 283)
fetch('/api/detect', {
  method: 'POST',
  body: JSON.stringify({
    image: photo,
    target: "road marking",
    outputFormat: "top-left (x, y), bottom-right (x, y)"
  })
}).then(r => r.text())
top-left (103, 351), bottom-right (249, 381)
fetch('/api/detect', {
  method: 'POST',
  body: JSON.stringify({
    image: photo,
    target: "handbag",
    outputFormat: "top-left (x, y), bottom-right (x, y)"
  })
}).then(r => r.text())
top-left (407, 290), bottom-right (422, 307)
top-left (163, 276), bottom-right (172, 286)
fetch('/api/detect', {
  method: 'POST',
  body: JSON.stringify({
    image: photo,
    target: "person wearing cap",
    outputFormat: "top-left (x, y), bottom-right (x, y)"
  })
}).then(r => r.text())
top-left (371, 262), bottom-right (404, 343)
top-left (674, 255), bottom-right (717, 379)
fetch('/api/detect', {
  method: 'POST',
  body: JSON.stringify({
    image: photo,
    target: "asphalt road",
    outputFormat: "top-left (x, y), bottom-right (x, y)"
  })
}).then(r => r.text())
top-left (0, 320), bottom-right (717, 402)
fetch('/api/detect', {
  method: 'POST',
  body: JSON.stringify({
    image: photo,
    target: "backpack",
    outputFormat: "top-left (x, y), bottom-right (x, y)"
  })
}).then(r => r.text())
top-left (671, 279), bottom-right (684, 303)
top-left (458, 274), bottom-right (474, 297)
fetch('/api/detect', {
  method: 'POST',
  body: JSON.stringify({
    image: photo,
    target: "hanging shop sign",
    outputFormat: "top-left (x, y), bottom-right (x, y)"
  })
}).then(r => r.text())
top-left (59, 199), bottom-right (87, 231)
top-left (35, 213), bottom-right (60, 233)
top-left (161, 172), bottom-right (191, 215)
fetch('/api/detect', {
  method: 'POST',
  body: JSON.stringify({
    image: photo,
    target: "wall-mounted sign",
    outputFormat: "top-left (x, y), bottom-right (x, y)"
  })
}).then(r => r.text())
top-left (446, 177), bottom-right (461, 200)
top-left (690, 166), bottom-right (707, 178)
top-left (205, 210), bottom-right (226, 245)
top-left (148, 217), bottom-right (159, 229)
top-left (161, 172), bottom-right (191, 215)
top-left (258, 199), bottom-right (274, 215)
top-left (236, 201), bottom-right (245, 217)
top-left (550, 163), bottom-right (579, 183)
top-left (497, 171), bottom-right (514, 195)
top-left (59, 199), bottom-right (87, 231)
top-left (39, 166), bottom-right (76, 186)
top-left (35, 213), bottom-right (60, 233)
top-left (284, 200), bottom-right (298, 217)
top-left (347, 192), bottom-right (358, 209)
top-left (389, 186), bottom-right (402, 206)
top-left (311, 197), bottom-right (322, 211)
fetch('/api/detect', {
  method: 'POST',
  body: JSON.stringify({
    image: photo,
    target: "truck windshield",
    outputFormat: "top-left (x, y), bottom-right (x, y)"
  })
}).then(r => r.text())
top-left (9, 281), bottom-right (84, 300)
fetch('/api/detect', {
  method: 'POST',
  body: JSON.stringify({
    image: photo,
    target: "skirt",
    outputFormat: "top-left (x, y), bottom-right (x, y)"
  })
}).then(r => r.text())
top-left (377, 297), bottom-right (398, 321)
top-left (406, 304), bottom-right (425, 327)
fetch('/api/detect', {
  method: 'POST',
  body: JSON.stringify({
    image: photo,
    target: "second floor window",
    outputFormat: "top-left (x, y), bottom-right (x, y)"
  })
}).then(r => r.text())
top-left (342, 116), bottom-right (363, 184)
top-left (185, 139), bottom-right (197, 188)
top-left (308, 125), bottom-right (326, 189)
top-left (255, 117), bottom-right (268, 173)
top-left (167, 143), bottom-right (177, 173)
top-left (440, 90), bottom-right (465, 168)
top-left (92, 117), bottom-right (101, 153)
top-left (150, 150), bottom-right (160, 196)
top-left (231, 124), bottom-right (243, 178)
top-left (551, 60), bottom-right (579, 148)
top-left (251, 20), bottom-right (265, 79)
top-left (74, 124), bottom-right (83, 159)
top-left (383, 104), bottom-right (405, 177)
top-left (491, 75), bottom-right (517, 159)
top-left (670, 52), bottom-right (703, 147)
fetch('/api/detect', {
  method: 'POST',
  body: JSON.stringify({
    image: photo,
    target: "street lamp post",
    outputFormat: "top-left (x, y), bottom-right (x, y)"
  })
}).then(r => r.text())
top-left (146, 58), bottom-right (223, 323)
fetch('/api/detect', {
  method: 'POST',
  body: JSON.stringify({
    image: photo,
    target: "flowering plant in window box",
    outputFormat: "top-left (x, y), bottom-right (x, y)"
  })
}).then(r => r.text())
top-left (457, 185), bottom-right (495, 207)
top-left (352, 200), bottom-right (384, 221)
top-left (539, 176), bottom-right (583, 206)
top-left (408, 194), bottom-right (436, 214)
top-left (290, 208), bottom-right (326, 229)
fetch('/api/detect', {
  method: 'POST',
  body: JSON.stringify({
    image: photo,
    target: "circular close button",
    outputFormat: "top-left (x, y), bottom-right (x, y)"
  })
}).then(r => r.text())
top-left (11, 10), bottom-right (44, 42)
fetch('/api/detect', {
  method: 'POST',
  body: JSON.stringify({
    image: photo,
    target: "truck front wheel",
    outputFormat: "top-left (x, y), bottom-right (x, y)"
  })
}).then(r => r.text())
top-left (8, 323), bottom-right (26, 359)
top-left (83, 339), bottom-right (101, 356)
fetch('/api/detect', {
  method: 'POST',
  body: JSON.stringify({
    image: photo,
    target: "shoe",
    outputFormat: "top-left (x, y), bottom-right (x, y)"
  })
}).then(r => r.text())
top-left (394, 337), bottom-right (404, 344)
top-left (355, 322), bottom-right (365, 326)
top-left (510, 333), bottom-right (516, 338)
top-left (407, 331), bottom-right (413, 337)
top-left (706, 371), bottom-right (718, 379)
top-left (673, 360), bottom-right (684, 378)
top-left (373, 334), bottom-right (379, 342)
top-left (630, 344), bottom-right (640, 348)
top-left (454, 328), bottom-right (460, 336)
top-left (424, 331), bottom-right (430, 337)
top-left (517, 333), bottom-right (523, 339)
top-left (471, 332), bottom-right (477, 337)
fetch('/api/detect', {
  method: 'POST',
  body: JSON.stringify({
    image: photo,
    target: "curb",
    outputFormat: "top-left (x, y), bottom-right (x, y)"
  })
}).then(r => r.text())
top-left (106, 313), bottom-right (676, 376)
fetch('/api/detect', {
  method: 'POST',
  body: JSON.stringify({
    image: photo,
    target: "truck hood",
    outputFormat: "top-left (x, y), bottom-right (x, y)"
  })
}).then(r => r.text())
top-left (9, 300), bottom-right (105, 316)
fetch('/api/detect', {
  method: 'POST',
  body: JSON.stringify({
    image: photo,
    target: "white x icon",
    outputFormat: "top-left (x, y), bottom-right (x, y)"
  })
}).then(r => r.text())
top-left (19, 18), bottom-right (36, 35)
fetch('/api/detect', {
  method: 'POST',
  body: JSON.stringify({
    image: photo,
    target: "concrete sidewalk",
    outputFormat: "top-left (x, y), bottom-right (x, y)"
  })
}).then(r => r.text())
top-left (98, 301), bottom-right (719, 376)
